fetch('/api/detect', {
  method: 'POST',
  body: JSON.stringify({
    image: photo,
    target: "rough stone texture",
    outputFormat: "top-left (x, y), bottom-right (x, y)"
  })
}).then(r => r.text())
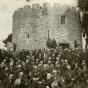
top-left (12, 3), bottom-right (82, 50)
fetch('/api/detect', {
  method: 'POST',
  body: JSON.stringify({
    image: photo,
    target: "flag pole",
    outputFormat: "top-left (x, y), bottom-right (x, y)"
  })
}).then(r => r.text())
top-left (48, 30), bottom-right (49, 41)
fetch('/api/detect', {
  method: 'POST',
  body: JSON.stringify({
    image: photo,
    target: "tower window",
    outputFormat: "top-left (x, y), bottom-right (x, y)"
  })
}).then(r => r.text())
top-left (27, 34), bottom-right (29, 38)
top-left (61, 16), bottom-right (65, 24)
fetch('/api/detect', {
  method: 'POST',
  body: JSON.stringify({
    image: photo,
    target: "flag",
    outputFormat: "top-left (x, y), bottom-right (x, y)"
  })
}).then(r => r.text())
top-left (26, 0), bottom-right (30, 2)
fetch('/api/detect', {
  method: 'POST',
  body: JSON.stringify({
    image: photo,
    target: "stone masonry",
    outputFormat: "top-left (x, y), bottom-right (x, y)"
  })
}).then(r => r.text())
top-left (12, 3), bottom-right (82, 50)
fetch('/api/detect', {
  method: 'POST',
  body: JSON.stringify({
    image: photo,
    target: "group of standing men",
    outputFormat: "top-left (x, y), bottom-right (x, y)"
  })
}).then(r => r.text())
top-left (0, 47), bottom-right (88, 88)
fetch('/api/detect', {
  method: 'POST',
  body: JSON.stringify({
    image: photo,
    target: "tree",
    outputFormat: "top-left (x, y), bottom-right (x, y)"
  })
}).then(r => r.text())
top-left (46, 38), bottom-right (52, 49)
top-left (77, 0), bottom-right (88, 49)
top-left (46, 38), bottom-right (57, 49)
top-left (3, 33), bottom-right (12, 47)
top-left (52, 38), bottom-right (57, 49)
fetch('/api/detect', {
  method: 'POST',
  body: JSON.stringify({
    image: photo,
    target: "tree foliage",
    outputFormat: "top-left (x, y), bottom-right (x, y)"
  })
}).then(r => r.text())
top-left (78, 0), bottom-right (88, 49)
top-left (3, 33), bottom-right (12, 47)
top-left (46, 38), bottom-right (57, 49)
top-left (78, 0), bottom-right (88, 10)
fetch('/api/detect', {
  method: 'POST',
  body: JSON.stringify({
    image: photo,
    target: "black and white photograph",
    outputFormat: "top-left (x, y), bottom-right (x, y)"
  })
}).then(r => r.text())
top-left (0, 0), bottom-right (88, 88)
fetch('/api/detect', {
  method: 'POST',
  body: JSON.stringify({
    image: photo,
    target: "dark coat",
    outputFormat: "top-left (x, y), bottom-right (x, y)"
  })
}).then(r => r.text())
top-left (41, 78), bottom-right (53, 88)
top-left (2, 77), bottom-right (10, 88)
top-left (28, 80), bottom-right (45, 88)
top-left (0, 82), bottom-right (3, 88)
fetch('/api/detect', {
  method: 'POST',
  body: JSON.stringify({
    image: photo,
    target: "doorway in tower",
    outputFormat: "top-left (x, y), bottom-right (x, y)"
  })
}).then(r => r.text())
top-left (59, 43), bottom-right (69, 49)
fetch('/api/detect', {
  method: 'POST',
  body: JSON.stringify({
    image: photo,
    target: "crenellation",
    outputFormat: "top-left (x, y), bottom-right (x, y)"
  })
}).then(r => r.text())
top-left (13, 3), bottom-right (78, 18)
top-left (53, 3), bottom-right (61, 7)
top-left (62, 4), bottom-right (70, 9)
top-left (42, 3), bottom-right (50, 8)
top-left (32, 3), bottom-right (40, 10)
top-left (23, 5), bottom-right (31, 11)
top-left (14, 8), bottom-right (24, 19)
top-left (53, 3), bottom-right (61, 8)
top-left (13, 11), bottom-right (17, 17)
top-left (16, 7), bottom-right (23, 13)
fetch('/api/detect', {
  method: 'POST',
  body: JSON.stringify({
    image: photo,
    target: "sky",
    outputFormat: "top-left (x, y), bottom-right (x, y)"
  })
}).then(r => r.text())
top-left (0, 0), bottom-right (84, 48)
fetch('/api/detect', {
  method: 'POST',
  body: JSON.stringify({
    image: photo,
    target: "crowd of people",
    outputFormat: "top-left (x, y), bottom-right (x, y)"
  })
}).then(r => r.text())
top-left (0, 47), bottom-right (88, 88)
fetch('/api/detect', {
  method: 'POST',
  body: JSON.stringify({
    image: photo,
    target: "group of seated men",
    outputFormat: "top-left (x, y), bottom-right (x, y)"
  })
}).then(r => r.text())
top-left (0, 47), bottom-right (88, 88)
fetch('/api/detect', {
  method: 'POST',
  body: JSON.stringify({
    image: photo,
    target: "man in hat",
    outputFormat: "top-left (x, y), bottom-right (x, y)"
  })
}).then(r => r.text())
top-left (63, 65), bottom-right (73, 88)
top-left (0, 79), bottom-right (3, 88)
top-left (31, 65), bottom-right (39, 81)
top-left (39, 64), bottom-right (48, 82)
top-left (41, 73), bottom-right (53, 88)
top-left (26, 75), bottom-right (46, 88)
top-left (1, 67), bottom-right (11, 88)
top-left (14, 64), bottom-right (22, 78)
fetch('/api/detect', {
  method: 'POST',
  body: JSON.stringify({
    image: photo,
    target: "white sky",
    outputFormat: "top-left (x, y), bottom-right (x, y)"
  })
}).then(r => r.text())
top-left (0, 0), bottom-right (84, 48)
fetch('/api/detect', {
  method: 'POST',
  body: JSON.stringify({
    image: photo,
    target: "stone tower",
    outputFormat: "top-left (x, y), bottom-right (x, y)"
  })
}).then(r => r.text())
top-left (12, 3), bottom-right (82, 50)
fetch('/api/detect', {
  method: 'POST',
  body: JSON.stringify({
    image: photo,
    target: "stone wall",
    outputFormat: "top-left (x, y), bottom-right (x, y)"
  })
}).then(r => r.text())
top-left (12, 3), bottom-right (82, 50)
